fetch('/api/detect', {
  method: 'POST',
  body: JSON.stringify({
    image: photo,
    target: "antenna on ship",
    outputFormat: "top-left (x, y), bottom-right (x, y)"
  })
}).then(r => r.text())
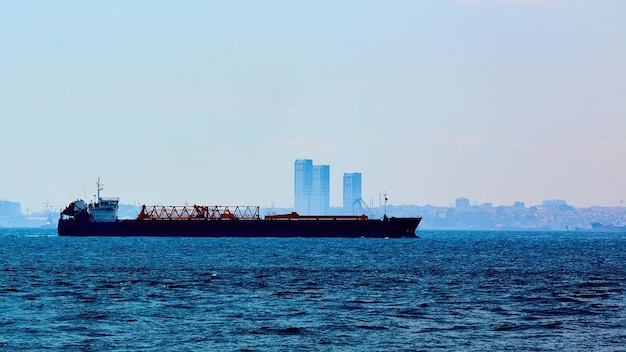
top-left (96, 177), bottom-right (104, 201)
top-left (383, 191), bottom-right (388, 220)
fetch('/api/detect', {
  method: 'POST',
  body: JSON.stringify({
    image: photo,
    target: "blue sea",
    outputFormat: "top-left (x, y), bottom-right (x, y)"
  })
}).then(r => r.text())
top-left (1, 228), bottom-right (625, 351)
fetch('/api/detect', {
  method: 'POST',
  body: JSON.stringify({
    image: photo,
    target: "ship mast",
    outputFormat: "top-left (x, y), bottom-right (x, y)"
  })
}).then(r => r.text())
top-left (384, 192), bottom-right (388, 219)
top-left (96, 177), bottom-right (104, 201)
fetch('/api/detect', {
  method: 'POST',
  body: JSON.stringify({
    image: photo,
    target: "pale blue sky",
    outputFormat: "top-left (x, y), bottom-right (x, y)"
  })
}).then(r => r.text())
top-left (1, 0), bottom-right (625, 212)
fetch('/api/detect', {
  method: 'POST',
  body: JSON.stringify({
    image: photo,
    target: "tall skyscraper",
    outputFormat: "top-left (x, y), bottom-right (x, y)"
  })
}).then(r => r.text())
top-left (294, 159), bottom-right (313, 215)
top-left (343, 172), bottom-right (362, 215)
top-left (294, 159), bottom-right (330, 215)
top-left (312, 164), bottom-right (330, 215)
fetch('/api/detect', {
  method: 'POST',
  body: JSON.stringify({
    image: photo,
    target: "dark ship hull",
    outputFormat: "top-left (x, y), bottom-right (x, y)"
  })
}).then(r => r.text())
top-left (58, 216), bottom-right (421, 238)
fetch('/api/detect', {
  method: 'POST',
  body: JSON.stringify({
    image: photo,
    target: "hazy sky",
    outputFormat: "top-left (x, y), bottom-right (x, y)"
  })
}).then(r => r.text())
top-left (1, 0), bottom-right (625, 212)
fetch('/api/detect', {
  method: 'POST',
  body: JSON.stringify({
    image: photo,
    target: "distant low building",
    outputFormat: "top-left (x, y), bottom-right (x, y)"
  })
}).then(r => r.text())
top-left (542, 199), bottom-right (574, 211)
top-left (0, 200), bottom-right (23, 226)
top-left (0, 200), bottom-right (21, 217)
top-left (542, 199), bottom-right (567, 208)
top-left (455, 197), bottom-right (470, 211)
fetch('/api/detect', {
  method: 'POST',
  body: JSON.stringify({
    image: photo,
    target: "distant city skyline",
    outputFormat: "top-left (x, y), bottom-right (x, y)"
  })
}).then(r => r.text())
top-left (4, 192), bottom-right (626, 231)
top-left (294, 159), bottom-right (367, 216)
top-left (1, 1), bottom-right (625, 212)
top-left (4, 191), bottom-right (620, 215)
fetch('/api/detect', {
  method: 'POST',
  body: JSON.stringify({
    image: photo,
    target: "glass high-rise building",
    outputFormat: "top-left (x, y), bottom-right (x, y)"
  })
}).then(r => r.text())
top-left (312, 165), bottom-right (330, 215)
top-left (294, 159), bottom-right (313, 215)
top-left (343, 173), bottom-right (362, 215)
top-left (294, 159), bottom-right (330, 215)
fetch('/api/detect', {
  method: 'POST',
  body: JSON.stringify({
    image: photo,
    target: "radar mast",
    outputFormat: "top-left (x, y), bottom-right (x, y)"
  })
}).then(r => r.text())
top-left (96, 177), bottom-right (104, 202)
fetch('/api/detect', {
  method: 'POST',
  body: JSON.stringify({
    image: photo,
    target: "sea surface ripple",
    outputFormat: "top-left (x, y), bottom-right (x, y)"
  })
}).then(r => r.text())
top-left (1, 228), bottom-right (625, 351)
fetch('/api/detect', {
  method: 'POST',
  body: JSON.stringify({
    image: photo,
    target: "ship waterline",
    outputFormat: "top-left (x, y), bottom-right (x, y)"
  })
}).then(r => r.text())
top-left (57, 215), bottom-right (421, 238)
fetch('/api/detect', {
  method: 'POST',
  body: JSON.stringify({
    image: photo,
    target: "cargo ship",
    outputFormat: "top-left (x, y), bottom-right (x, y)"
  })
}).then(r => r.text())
top-left (57, 181), bottom-right (421, 238)
top-left (589, 222), bottom-right (626, 232)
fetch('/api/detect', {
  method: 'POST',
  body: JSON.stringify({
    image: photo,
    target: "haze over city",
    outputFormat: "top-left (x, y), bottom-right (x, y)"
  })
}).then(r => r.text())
top-left (1, 0), bottom-right (625, 212)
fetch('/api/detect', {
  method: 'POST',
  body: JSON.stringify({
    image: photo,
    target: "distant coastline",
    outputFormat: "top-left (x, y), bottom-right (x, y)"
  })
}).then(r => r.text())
top-left (2, 198), bottom-right (624, 231)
